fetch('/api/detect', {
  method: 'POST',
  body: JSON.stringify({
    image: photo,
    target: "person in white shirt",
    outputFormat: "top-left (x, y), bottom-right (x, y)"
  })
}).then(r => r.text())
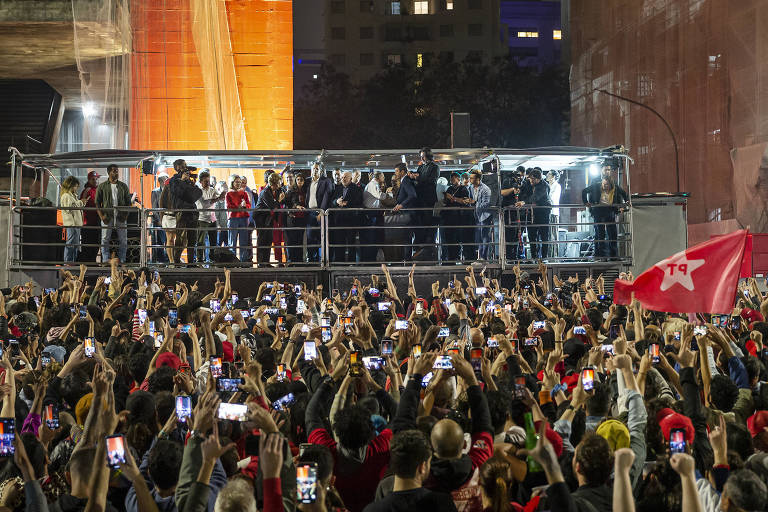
top-left (194, 169), bottom-right (225, 263)
top-left (361, 171), bottom-right (393, 262)
top-left (60, 176), bottom-right (84, 262)
top-left (547, 171), bottom-right (562, 255)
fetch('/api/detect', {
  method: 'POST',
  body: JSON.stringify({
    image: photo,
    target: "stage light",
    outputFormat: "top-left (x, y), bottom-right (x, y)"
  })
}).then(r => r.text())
top-left (82, 102), bottom-right (97, 118)
top-left (589, 164), bottom-right (600, 176)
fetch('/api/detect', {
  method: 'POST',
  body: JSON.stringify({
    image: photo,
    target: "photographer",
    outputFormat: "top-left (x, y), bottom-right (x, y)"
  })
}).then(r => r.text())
top-left (516, 168), bottom-right (552, 260)
top-left (167, 159), bottom-right (203, 265)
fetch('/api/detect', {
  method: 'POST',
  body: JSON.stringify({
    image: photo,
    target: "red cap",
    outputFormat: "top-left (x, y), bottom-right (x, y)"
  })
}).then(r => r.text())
top-left (747, 411), bottom-right (768, 438)
top-left (156, 352), bottom-right (181, 370)
top-left (222, 340), bottom-right (235, 362)
top-left (87, 170), bottom-right (101, 179)
top-left (742, 308), bottom-right (764, 324)
top-left (657, 408), bottom-right (695, 444)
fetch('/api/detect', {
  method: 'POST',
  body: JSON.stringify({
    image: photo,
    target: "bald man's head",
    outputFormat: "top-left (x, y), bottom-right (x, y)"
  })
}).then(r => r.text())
top-left (431, 419), bottom-right (465, 459)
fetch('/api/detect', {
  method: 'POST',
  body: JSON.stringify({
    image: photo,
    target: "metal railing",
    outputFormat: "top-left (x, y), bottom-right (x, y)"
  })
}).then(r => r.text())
top-left (7, 203), bottom-right (631, 270)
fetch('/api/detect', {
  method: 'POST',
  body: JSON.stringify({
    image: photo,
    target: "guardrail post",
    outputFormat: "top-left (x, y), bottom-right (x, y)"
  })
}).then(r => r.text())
top-left (140, 208), bottom-right (148, 268)
top-left (498, 207), bottom-right (506, 270)
top-left (321, 211), bottom-right (328, 269)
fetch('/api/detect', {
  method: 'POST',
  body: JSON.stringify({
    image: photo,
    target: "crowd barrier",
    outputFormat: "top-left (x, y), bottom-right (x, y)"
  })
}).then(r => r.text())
top-left (7, 204), bottom-right (632, 269)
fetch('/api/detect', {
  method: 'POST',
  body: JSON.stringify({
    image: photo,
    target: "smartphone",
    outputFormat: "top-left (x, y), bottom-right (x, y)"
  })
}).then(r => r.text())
top-left (694, 325), bottom-right (707, 336)
top-left (178, 324), bottom-right (190, 334)
top-left (381, 339), bottom-right (393, 355)
top-left (412, 344), bottom-right (422, 359)
top-left (137, 309), bottom-right (147, 325)
top-left (377, 302), bottom-right (391, 311)
top-left (217, 403), bottom-right (248, 421)
top-left (609, 324), bottom-right (620, 340)
top-left (263, 294), bottom-right (273, 303)
top-left (470, 347), bottom-right (483, 372)
top-left (43, 404), bottom-right (59, 429)
top-left (719, 316), bottom-right (729, 328)
top-left (304, 341), bottom-right (317, 360)
top-left (273, 392), bottom-right (296, 412)
top-left (475, 287), bottom-right (487, 295)
top-left (297, 463), bottom-right (318, 504)
top-left (210, 356), bottom-right (223, 377)
top-left (166, 286), bottom-right (174, 300)
top-left (363, 356), bottom-right (385, 371)
top-left (33, 296), bottom-right (40, 308)
top-left (524, 337), bottom-right (539, 346)
top-left (487, 337), bottom-right (499, 348)
top-left (494, 304), bottom-right (502, 317)
top-left (581, 367), bottom-right (596, 391)
top-left (231, 293), bottom-right (239, 304)
top-left (514, 376), bottom-right (527, 399)
top-left (277, 316), bottom-right (286, 332)
top-left (154, 333), bottom-right (164, 348)
top-left (449, 280), bottom-right (455, 289)
top-left (438, 327), bottom-right (450, 338)
top-left (573, 326), bottom-right (587, 335)
top-left (711, 315), bottom-right (720, 326)
top-left (44, 288), bottom-right (55, 296)
top-left (104, 434), bottom-right (126, 468)
top-left (84, 337), bottom-right (95, 358)
top-left (224, 312), bottom-right (234, 322)
top-left (176, 395), bottom-right (192, 423)
top-left (350, 286), bottom-right (358, 297)
top-left (216, 378), bottom-right (245, 392)
top-left (395, 320), bottom-right (409, 330)
top-left (332, 289), bottom-right (339, 297)
top-left (296, 300), bottom-right (306, 314)
top-left (168, 309), bottom-right (178, 328)
top-left (672, 330), bottom-right (681, 341)
top-left (415, 302), bottom-right (424, 315)
top-left (368, 287), bottom-right (380, 298)
top-left (670, 428), bottom-right (686, 453)
top-left (510, 339), bottom-right (518, 354)
top-left (731, 316), bottom-right (742, 330)
top-left (533, 320), bottom-right (545, 329)
top-left (320, 317), bottom-right (331, 328)
top-left (79, 305), bottom-right (87, 320)
top-left (421, 371), bottom-right (434, 388)
top-left (448, 345), bottom-right (460, 356)
top-left (349, 351), bottom-right (362, 377)
top-left (649, 343), bottom-right (660, 364)
top-left (433, 355), bottom-right (453, 370)
top-left (601, 344), bottom-right (614, 355)
top-left (321, 327), bottom-right (331, 342)
top-left (148, 321), bottom-right (155, 336)
top-left (276, 363), bottom-right (287, 382)
top-left (343, 317), bottom-right (353, 334)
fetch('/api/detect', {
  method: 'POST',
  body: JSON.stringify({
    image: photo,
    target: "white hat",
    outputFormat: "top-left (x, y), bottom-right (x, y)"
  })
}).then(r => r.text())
top-left (157, 171), bottom-right (169, 180)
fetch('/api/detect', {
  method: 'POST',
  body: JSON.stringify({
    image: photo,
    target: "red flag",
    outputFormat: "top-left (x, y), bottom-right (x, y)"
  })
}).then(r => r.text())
top-left (614, 229), bottom-right (748, 314)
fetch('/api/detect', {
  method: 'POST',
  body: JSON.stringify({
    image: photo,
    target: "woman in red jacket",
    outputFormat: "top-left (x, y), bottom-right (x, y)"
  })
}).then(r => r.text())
top-left (226, 175), bottom-right (251, 262)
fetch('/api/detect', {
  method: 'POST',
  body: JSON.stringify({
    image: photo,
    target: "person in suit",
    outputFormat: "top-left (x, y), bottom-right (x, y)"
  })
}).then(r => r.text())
top-left (306, 164), bottom-right (333, 262)
top-left (330, 171), bottom-right (363, 262)
top-left (582, 172), bottom-right (628, 259)
top-left (79, 170), bottom-right (101, 262)
top-left (414, 147), bottom-right (440, 258)
top-left (149, 171), bottom-right (169, 263)
top-left (442, 171), bottom-right (472, 262)
top-left (254, 173), bottom-right (286, 266)
top-left (516, 168), bottom-right (552, 260)
top-left (389, 163), bottom-right (418, 261)
top-left (467, 170), bottom-right (493, 261)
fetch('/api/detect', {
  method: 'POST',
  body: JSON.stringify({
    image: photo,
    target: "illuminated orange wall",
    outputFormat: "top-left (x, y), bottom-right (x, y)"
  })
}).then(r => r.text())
top-left (129, 0), bottom-right (293, 195)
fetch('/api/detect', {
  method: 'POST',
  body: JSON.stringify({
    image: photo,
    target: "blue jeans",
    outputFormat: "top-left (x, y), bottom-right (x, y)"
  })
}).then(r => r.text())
top-left (228, 217), bottom-right (251, 262)
top-left (101, 219), bottom-right (127, 262)
top-left (151, 226), bottom-right (167, 263)
top-left (65, 227), bottom-right (80, 262)
top-left (475, 217), bottom-right (492, 260)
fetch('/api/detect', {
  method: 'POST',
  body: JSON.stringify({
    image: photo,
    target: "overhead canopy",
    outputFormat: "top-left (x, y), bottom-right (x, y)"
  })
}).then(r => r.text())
top-left (14, 146), bottom-right (628, 174)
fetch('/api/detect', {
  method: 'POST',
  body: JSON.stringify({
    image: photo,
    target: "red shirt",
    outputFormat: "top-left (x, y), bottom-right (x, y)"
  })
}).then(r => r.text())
top-left (309, 427), bottom-right (392, 512)
top-left (80, 185), bottom-right (98, 225)
top-left (226, 190), bottom-right (251, 218)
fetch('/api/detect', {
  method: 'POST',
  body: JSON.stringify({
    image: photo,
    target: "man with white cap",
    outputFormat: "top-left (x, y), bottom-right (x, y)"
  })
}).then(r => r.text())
top-left (79, 170), bottom-right (101, 262)
top-left (150, 170), bottom-right (170, 263)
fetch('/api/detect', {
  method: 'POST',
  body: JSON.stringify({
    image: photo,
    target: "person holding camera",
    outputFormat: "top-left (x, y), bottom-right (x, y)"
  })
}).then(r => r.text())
top-left (167, 159), bottom-right (203, 265)
top-left (581, 167), bottom-right (628, 259)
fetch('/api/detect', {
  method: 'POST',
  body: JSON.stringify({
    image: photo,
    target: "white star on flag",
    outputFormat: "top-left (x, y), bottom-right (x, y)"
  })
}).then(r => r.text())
top-left (655, 253), bottom-right (706, 291)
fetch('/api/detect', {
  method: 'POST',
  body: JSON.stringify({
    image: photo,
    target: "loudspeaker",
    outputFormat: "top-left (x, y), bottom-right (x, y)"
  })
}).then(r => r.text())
top-left (451, 112), bottom-right (470, 148)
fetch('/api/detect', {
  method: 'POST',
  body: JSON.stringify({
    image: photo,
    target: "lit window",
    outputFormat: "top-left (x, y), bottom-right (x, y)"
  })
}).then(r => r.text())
top-left (387, 54), bottom-right (402, 65)
top-left (553, 29), bottom-right (562, 40)
top-left (416, 53), bottom-right (423, 67)
top-left (446, 0), bottom-right (453, 9)
top-left (517, 31), bottom-right (539, 38)
top-left (414, 1), bottom-right (428, 14)
top-left (313, 74), bottom-right (318, 79)
top-left (390, 1), bottom-right (400, 14)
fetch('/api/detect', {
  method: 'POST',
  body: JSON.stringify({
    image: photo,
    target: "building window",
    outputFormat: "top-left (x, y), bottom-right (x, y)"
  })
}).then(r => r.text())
top-left (440, 24), bottom-right (454, 37)
top-left (387, 54), bottom-right (402, 65)
top-left (466, 50), bottom-right (483, 61)
top-left (359, 0), bottom-right (374, 12)
top-left (360, 53), bottom-right (374, 65)
top-left (553, 29), bottom-right (562, 40)
top-left (468, 0), bottom-right (481, 9)
top-left (411, 26), bottom-right (430, 40)
top-left (468, 23), bottom-right (483, 36)
top-left (385, 26), bottom-right (402, 41)
top-left (331, 1), bottom-right (345, 14)
top-left (516, 30), bottom-right (539, 38)
top-left (439, 51), bottom-right (454, 62)
top-left (446, 0), bottom-right (453, 9)
top-left (637, 73), bottom-right (654, 97)
top-left (413, 0), bottom-right (428, 14)
top-left (331, 27), bottom-right (346, 40)
top-left (330, 54), bottom-right (346, 66)
top-left (360, 26), bottom-right (374, 39)
top-left (389, 1), bottom-right (401, 14)
top-left (416, 53), bottom-right (423, 67)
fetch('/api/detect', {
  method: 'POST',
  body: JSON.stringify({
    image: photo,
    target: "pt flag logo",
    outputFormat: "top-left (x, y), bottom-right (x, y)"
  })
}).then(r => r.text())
top-left (656, 255), bottom-right (705, 291)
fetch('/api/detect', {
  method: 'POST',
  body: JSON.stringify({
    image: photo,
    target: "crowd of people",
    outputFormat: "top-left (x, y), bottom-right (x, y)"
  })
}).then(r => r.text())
top-left (0, 258), bottom-right (767, 511)
top-left (54, 149), bottom-right (629, 266)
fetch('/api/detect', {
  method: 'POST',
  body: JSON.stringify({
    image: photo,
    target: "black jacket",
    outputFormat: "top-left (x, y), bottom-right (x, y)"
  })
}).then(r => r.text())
top-left (518, 180), bottom-right (551, 220)
top-left (312, 176), bottom-right (335, 211)
top-left (581, 181), bottom-right (628, 207)
top-left (415, 160), bottom-right (439, 208)
top-left (443, 184), bottom-right (472, 223)
top-left (254, 186), bottom-right (285, 227)
top-left (167, 175), bottom-right (202, 212)
top-left (331, 183), bottom-right (364, 224)
top-left (396, 176), bottom-right (418, 209)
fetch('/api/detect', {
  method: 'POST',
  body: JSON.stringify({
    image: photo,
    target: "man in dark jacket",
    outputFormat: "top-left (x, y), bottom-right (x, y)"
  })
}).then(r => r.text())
top-left (413, 148), bottom-right (440, 259)
top-left (392, 164), bottom-right (418, 261)
top-left (95, 164), bottom-right (133, 263)
top-left (254, 173), bottom-right (285, 266)
top-left (516, 168), bottom-right (552, 260)
top-left (167, 159), bottom-right (202, 264)
top-left (442, 171), bottom-right (472, 262)
top-left (330, 171), bottom-right (363, 262)
top-left (307, 164), bottom-right (334, 262)
top-left (581, 174), bottom-right (628, 259)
